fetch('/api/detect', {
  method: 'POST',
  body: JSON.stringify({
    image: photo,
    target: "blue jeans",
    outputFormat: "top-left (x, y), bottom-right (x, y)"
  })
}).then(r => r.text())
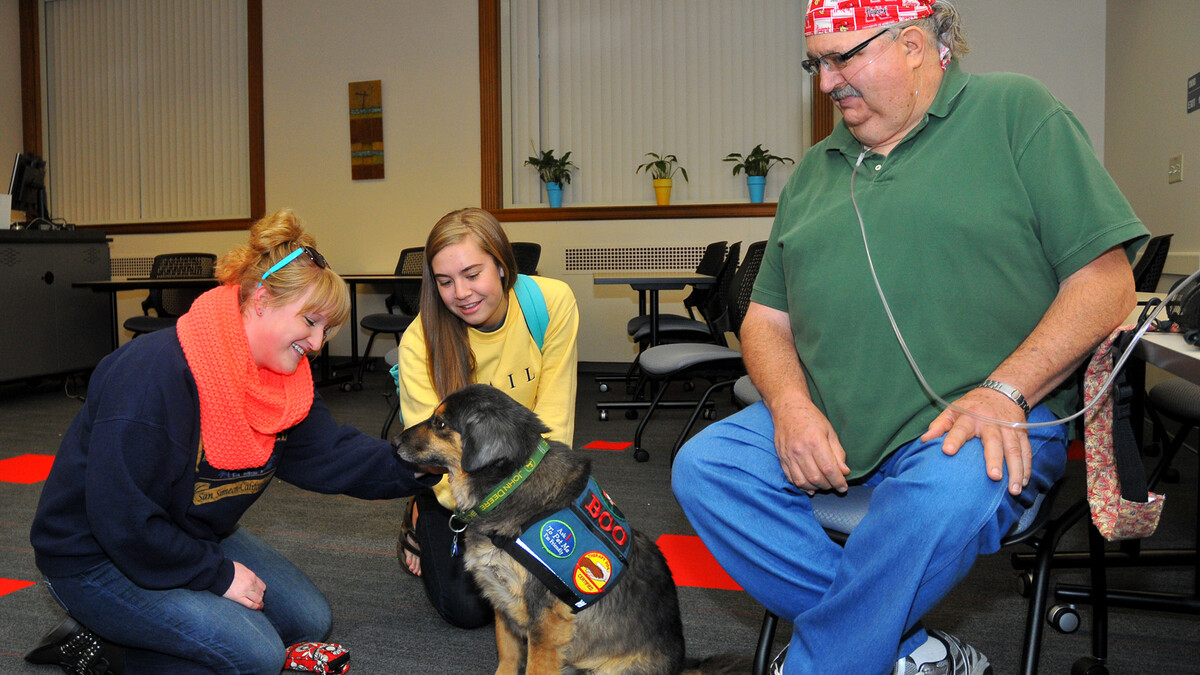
top-left (43, 527), bottom-right (331, 674)
top-left (672, 402), bottom-right (1067, 674)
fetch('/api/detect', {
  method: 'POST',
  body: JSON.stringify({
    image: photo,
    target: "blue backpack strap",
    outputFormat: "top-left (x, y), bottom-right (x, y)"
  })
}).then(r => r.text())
top-left (513, 274), bottom-right (549, 351)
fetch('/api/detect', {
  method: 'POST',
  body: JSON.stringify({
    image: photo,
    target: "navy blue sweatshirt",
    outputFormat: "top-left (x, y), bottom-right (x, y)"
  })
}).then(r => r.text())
top-left (30, 328), bottom-right (433, 595)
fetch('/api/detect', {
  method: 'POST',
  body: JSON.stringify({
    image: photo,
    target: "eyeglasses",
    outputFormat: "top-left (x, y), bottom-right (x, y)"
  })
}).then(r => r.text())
top-left (260, 245), bottom-right (328, 284)
top-left (801, 29), bottom-right (892, 76)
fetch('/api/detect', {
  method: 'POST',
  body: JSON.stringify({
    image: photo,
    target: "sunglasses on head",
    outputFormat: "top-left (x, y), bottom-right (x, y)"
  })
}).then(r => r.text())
top-left (259, 245), bottom-right (328, 285)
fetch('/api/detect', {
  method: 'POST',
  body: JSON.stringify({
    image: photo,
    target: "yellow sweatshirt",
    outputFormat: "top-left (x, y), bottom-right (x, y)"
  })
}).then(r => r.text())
top-left (396, 275), bottom-right (579, 508)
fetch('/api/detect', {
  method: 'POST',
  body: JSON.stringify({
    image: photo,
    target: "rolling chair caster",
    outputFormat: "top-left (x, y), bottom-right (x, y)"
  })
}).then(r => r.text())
top-left (1071, 656), bottom-right (1108, 675)
top-left (634, 447), bottom-right (649, 462)
top-left (1047, 603), bottom-right (1080, 633)
top-left (1015, 571), bottom-right (1033, 598)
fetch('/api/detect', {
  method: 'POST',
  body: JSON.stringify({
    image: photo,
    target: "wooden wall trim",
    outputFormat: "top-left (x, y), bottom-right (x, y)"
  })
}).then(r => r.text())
top-left (17, 0), bottom-right (265, 234)
top-left (478, 0), bottom-right (824, 221)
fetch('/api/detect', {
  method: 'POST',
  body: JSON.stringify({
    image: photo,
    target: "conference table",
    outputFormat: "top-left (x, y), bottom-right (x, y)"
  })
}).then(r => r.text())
top-left (74, 273), bottom-right (420, 387)
top-left (592, 270), bottom-right (715, 347)
top-left (592, 270), bottom-right (715, 420)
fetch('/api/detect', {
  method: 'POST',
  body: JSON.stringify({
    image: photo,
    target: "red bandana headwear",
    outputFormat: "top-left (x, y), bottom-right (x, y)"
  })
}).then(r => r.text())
top-left (805, 0), bottom-right (934, 36)
top-left (177, 284), bottom-right (314, 470)
top-left (804, 0), bottom-right (948, 70)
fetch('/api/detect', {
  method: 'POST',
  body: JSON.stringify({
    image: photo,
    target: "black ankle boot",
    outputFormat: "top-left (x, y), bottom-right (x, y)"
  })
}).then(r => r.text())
top-left (25, 617), bottom-right (124, 674)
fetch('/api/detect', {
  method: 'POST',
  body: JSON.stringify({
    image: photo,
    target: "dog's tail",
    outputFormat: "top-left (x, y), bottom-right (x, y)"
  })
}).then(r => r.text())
top-left (682, 653), bottom-right (753, 675)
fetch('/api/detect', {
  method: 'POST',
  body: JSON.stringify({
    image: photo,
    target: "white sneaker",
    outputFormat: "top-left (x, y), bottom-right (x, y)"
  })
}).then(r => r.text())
top-left (768, 643), bottom-right (788, 675)
top-left (895, 629), bottom-right (992, 675)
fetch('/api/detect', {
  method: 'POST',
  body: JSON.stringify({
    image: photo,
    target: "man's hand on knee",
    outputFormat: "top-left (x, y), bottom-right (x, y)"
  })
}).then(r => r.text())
top-left (922, 389), bottom-right (1031, 495)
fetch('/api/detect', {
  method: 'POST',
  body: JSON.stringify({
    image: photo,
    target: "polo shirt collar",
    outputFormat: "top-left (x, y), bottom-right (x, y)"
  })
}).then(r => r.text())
top-left (826, 59), bottom-right (971, 157)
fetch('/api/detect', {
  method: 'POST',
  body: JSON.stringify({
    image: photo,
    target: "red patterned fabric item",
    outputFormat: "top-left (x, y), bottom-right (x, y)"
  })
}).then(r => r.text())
top-left (284, 642), bottom-right (350, 674)
top-left (804, 0), bottom-right (934, 36)
top-left (1084, 327), bottom-right (1165, 541)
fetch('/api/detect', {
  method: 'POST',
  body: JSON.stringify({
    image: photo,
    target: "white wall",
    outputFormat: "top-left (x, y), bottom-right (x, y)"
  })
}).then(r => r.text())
top-left (1105, 0), bottom-right (1200, 278)
top-left (956, 0), bottom-right (1108, 159)
top-left (0, 0), bottom-right (1147, 364)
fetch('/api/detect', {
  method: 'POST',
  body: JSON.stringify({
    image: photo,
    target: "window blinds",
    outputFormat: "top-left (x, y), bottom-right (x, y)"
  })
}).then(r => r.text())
top-left (503, 0), bottom-right (807, 208)
top-left (43, 0), bottom-right (250, 225)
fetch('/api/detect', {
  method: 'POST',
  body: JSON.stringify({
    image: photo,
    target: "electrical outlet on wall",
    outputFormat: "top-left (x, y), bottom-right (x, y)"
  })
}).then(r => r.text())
top-left (1168, 154), bottom-right (1183, 184)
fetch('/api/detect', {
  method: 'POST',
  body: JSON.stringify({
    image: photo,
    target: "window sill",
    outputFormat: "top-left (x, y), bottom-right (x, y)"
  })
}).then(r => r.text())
top-left (488, 202), bottom-right (777, 222)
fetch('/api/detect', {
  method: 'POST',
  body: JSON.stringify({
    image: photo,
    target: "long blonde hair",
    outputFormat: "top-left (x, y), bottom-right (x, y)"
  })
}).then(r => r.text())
top-left (215, 209), bottom-right (351, 335)
top-left (419, 208), bottom-right (518, 398)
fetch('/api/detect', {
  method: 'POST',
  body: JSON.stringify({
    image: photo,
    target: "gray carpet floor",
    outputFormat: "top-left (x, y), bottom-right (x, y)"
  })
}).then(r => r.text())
top-left (1, 362), bottom-right (1198, 674)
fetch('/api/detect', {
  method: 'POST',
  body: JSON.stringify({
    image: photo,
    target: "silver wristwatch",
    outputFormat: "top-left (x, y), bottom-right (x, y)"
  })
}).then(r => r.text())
top-left (978, 379), bottom-right (1031, 415)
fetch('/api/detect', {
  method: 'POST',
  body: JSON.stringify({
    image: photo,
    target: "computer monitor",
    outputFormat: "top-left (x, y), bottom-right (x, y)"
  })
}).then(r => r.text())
top-left (8, 152), bottom-right (50, 225)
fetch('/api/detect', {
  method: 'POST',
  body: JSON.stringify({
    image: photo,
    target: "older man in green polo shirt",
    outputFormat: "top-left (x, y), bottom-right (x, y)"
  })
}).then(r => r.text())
top-left (673, 1), bottom-right (1148, 673)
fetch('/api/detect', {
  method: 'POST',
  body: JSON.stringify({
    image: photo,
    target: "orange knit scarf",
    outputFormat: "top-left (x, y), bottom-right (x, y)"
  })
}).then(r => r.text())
top-left (176, 285), bottom-right (314, 470)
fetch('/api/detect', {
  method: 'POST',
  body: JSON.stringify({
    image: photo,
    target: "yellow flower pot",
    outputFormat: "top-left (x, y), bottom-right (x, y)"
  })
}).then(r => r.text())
top-left (653, 178), bottom-right (673, 205)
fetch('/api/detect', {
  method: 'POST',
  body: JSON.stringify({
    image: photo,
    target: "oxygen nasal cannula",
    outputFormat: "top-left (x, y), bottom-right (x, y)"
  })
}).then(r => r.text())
top-left (850, 147), bottom-right (1199, 431)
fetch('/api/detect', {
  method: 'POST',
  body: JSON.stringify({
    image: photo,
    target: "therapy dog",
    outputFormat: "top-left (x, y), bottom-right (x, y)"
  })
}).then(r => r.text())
top-left (392, 384), bottom-right (741, 675)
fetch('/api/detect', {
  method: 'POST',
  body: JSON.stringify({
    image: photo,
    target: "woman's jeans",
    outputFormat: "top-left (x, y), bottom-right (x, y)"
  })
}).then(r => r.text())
top-left (43, 527), bottom-right (331, 674)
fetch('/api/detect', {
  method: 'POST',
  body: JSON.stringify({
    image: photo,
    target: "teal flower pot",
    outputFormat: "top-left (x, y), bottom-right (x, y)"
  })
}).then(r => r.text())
top-left (746, 175), bottom-right (766, 203)
top-left (545, 182), bottom-right (563, 208)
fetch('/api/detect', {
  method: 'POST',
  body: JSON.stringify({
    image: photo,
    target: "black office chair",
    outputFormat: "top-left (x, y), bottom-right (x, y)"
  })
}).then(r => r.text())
top-left (123, 253), bottom-right (217, 337)
top-left (353, 247), bottom-right (424, 390)
top-left (750, 479), bottom-right (1067, 675)
top-left (1132, 234), bottom-right (1172, 293)
top-left (511, 242), bottom-right (542, 275)
top-left (726, 373), bottom-right (1071, 675)
top-left (624, 240), bottom-right (727, 339)
top-left (627, 241), bottom-right (766, 462)
top-left (597, 242), bottom-right (742, 406)
top-left (1032, 371), bottom-right (1199, 675)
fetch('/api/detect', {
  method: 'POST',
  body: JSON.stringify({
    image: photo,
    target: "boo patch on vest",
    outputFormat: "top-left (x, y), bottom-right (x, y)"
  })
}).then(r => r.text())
top-left (495, 476), bottom-right (632, 611)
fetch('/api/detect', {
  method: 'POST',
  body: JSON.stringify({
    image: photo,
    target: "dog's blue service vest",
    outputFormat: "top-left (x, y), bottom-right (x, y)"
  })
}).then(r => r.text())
top-left (494, 476), bottom-right (632, 612)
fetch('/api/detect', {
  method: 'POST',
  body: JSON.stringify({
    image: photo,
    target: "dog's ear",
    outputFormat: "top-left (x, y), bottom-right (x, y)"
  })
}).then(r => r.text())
top-left (447, 385), bottom-right (550, 473)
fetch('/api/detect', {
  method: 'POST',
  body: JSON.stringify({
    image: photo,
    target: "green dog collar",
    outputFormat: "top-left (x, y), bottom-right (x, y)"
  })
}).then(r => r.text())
top-left (453, 438), bottom-right (550, 524)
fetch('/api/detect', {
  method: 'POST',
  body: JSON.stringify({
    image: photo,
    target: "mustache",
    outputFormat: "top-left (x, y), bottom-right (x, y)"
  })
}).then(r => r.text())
top-left (830, 84), bottom-right (862, 101)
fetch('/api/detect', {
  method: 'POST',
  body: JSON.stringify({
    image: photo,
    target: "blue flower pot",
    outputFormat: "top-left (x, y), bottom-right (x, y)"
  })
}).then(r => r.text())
top-left (746, 175), bottom-right (766, 203)
top-left (545, 182), bottom-right (563, 208)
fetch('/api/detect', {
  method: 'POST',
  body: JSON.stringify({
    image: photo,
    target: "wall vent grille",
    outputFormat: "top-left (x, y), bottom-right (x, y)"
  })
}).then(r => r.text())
top-left (564, 246), bottom-right (705, 272)
top-left (111, 257), bottom-right (155, 279)
top-left (0, 247), bottom-right (21, 268)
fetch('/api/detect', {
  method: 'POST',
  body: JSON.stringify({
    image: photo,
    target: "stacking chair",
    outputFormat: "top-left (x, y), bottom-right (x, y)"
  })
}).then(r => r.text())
top-left (353, 247), bottom-right (424, 390)
top-left (596, 243), bottom-right (743, 420)
top-left (1132, 233), bottom-right (1172, 292)
top-left (624, 240), bottom-right (728, 341)
top-left (726, 375), bottom-right (1070, 675)
top-left (122, 253), bottom-right (217, 337)
top-left (751, 480), bottom-right (1067, 675)
top-left (511, 241), bottom-right (542, 275)
top-left (597, 242), bottom-right (735, 400)
top-left (1031, 373), bottom-right (1200, 674)
top-left (627, 240), bottom-right (766, 462)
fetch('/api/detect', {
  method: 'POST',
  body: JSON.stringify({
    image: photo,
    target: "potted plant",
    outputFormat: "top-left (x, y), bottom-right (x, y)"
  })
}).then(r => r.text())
top-left (636, 152), bottom-right (688, 205)
top-left (723, 144), bottom-right (794, 203)
top-left (525, 147), bottom-right (577, 207)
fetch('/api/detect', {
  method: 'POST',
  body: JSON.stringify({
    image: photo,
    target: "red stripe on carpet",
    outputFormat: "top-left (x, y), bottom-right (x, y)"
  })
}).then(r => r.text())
top-left (582, 440), bottom-right (632, 451)
top-left (0, 454), bottom-right (55, 484)
top-left (0, 578), bottom-right (36, 597)
top-left (656, 534), bottom-right (742, 591)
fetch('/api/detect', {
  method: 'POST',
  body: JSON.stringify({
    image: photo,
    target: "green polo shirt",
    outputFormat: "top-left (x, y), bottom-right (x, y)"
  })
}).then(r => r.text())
top-left (752, 60), bottom-right (1147, 478)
